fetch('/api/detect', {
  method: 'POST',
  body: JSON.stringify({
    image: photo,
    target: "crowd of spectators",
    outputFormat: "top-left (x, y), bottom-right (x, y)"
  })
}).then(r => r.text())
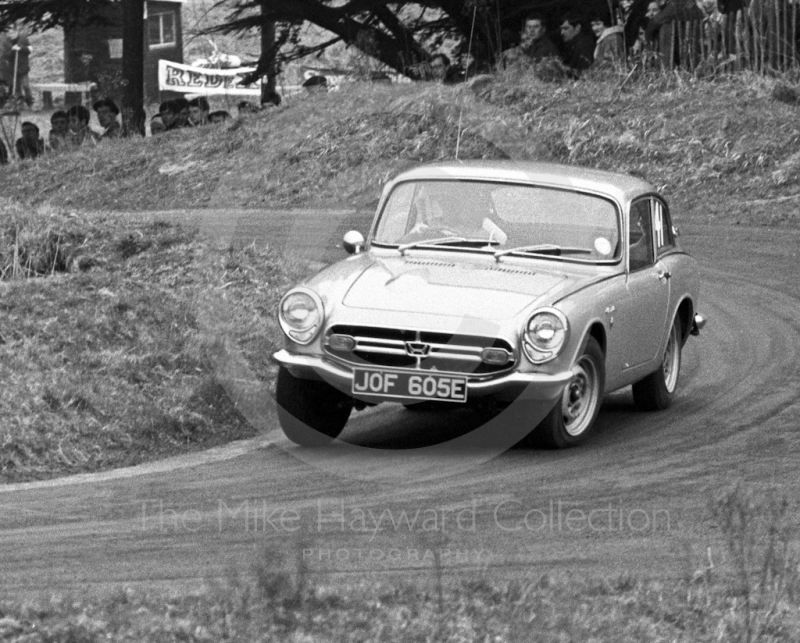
top-left (0, 95), bottom-right (267, 163)
top-left (427, 1), bottom-right (747, 80)
top-left (0, 1), bottom-right (780, 164)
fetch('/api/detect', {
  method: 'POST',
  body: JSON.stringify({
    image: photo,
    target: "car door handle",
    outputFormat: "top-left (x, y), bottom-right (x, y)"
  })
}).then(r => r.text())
top-left (658, 270), bottom-right (671, 281)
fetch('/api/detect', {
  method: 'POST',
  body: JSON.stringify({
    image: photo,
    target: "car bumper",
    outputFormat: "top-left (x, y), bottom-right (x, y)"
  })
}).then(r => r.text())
top-left (272, 349), bottom-right (574, 404)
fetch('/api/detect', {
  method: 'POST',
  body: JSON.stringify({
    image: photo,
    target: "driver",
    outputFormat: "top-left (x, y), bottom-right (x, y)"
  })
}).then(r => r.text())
top-left (410, 182), bottom-right (507, 243)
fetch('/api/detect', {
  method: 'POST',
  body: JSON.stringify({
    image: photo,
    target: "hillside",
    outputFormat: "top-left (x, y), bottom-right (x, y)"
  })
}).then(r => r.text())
top-left (4, 72), bottom-right (800, 225)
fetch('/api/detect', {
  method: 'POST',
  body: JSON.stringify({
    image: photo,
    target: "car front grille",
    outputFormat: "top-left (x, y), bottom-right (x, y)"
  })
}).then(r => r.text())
top-left (324, 325), bottom-right (516, 375)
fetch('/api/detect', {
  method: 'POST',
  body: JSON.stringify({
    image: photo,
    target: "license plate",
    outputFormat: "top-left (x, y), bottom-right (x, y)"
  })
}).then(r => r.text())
top-left (351, 368), bottom-right (468, 403)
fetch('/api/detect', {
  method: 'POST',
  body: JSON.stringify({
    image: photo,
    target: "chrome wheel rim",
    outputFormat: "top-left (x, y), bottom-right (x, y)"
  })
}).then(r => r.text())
top-left (562, 356), bottom-right (600, 437)
top-left (663, 323), bottom-right (680, 393)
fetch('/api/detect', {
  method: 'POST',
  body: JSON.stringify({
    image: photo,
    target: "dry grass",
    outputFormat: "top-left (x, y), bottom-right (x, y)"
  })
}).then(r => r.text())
top-left (4, 73), bottom-right (800, 227)
top-left (0, 534), bottom-right (797, 642)
top-left (0, 205), bottom-right (307, 481)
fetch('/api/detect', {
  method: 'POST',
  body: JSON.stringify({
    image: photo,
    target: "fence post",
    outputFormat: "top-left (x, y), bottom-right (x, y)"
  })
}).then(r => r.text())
top-left (793, 0), bottom-right (798, 69)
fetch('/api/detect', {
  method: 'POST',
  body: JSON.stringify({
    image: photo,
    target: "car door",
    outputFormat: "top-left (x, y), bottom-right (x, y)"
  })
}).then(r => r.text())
top-left (614, 197), bottom-right (671, 371)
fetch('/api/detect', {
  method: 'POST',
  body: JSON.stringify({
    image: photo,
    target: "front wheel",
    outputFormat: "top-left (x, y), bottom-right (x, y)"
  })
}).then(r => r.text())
top-left (534, 336), bottom-right (605, 448)
top-left (275, 367), bottom-right (353, 446)
top-left (632, 317), bottom-right (682, 411)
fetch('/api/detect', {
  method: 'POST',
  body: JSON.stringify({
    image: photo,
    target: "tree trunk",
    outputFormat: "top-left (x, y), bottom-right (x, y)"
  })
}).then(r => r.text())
top-left (122, 0), bottom-right (145, 136)
top-left (260, 1), bottom-right (276, 104)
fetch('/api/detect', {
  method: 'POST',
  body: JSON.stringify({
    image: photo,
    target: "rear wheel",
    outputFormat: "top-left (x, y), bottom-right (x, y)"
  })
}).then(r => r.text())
top-left (534, 336), bottom-right (605, 448)
top-left (632, 317), bottom-right (682, 411)
top-left (276, 367), bottom-right (352, 446)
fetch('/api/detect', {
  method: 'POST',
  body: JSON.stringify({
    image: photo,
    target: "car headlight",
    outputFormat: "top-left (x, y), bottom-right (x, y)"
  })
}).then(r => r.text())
top-left (278, 288), bottom-right (324, 345)
top-left (523, 308), bottom-right (568, 364)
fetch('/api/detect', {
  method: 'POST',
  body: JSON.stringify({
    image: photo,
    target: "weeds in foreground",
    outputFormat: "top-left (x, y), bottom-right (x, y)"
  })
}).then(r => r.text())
top-left (709, 483), bottom-right (800, 643)
top-left (0, 486), bottom-right (797, 640)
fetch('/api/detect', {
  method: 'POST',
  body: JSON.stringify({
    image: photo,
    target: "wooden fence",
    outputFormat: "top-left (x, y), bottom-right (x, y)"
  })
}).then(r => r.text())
top-left (642, 0), bottom-right (799, 73)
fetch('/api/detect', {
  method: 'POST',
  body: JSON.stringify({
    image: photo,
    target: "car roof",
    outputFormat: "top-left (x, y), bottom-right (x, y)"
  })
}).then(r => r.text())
top-left (391, 160), bottom-right (655, 204)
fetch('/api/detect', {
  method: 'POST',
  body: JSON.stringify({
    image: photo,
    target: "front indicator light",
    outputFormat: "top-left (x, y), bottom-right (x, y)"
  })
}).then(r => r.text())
top-left (481, 348), bottom-right (512, 365)
top-left (328, 334), bottom-right (357, 351)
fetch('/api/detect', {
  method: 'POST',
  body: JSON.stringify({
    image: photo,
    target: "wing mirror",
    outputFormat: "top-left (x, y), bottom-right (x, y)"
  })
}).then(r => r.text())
top-left (343, 230), bottom-right (365, 255)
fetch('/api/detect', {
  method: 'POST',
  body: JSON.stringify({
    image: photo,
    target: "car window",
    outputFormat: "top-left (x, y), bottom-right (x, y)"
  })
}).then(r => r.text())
top-left (652, 199), bottom-right (675, 255)
top-left (374, 180), bottom-right (620, 261)
top-left (629, 199), bottom-right (654, 271)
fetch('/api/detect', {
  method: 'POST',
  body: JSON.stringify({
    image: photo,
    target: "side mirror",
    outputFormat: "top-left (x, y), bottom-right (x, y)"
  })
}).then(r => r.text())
top-left (672, 225), bottom-right (680, 238)
top-left (343, 230), bottom-right (365, 255)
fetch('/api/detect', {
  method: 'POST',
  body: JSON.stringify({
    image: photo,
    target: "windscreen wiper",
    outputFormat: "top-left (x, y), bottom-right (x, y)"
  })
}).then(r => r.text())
top-left (398, 237), bottom-right (501, 255)
top-left (494, 244), bottom-right (593, 260)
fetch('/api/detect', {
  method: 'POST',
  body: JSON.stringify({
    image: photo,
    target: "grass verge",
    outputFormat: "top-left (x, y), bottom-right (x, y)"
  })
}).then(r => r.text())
top-left (0, 486), bottom-right (797, 642)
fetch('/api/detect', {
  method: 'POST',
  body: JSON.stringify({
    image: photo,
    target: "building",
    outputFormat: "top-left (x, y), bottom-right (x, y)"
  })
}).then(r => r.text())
top-left (64, 0), bottom-right (184, 102)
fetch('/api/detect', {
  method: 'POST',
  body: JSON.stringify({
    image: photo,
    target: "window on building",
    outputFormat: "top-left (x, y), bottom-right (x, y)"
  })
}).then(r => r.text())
top-left (149, 11), bottom-right (176, 48)
top-left (108, 39), bottom-right (123, 59)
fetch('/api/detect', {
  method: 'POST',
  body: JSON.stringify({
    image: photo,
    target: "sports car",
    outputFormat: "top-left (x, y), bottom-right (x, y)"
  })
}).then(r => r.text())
top-left (272, 161), bottom-right (705, 447)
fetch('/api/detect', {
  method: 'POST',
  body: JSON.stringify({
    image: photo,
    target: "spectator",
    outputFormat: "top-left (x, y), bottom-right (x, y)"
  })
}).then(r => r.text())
top-left (188, 96), bottom-right (210, 126)
top-left (66, 104), bottom-right (99, 147)
top-left (237, 100), bottom-right (261, 114)
top-left (646, 1), bottom-right (662, 19)
top-left (301, 75), bottom-right (328, 92)
top-left (0, 26), bottom-right (33, 107)
top-left (559, 13), bottom-right (596, 74)
top-left (590, 14), bottom-right (626, 70)
top-left (48, 110), bottom-right (69, 151)
top-left (93, 97), bottom-right (121, 139)
top-left (151, 100), bottom-right (177, 135)
top-left (172, 97), bottom-right (191, 128)
top-left (645, 0), bottom-right (709, 68)
top-left (208, 110), bottom-right (231, 123)
top-left (645, 0), bottom-right (706, 41)
top-left (518, 13), bottom-right (560, 63)
top-left (15, 121), bottom-right (44, 159)
top-left (427, 53), bottom-right (461, 83)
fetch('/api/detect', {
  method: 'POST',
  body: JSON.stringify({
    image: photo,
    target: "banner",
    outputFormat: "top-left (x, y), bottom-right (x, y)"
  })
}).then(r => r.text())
top-left (158, 59), bottom-right (261, 96)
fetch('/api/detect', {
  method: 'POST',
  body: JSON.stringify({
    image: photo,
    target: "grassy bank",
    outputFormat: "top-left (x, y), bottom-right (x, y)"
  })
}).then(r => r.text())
top-left (1, 72), bottom-right (799, 483)
top-left (3, 72), bottom-right (799, 225)
top-left (0, 203), bottom-right (311, 481)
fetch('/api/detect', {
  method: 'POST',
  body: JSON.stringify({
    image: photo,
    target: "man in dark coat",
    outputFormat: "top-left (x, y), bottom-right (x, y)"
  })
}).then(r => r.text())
top-left (519, 13), bottom-right (560, 63)
top-left (15, 121), bottom-right (45, 159)
top-left (559, 12), bottom-right (596, 74)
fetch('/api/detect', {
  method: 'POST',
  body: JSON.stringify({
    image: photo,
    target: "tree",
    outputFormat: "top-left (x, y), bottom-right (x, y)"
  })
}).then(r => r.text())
top-left (0, 0), bottom-right (113, 31)
top-left (206, 0), bottom-right (613, 80)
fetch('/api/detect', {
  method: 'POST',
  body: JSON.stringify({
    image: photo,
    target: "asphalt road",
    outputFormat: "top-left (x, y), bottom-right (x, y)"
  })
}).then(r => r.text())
top-left (1, 210), bottom-right (799, 597)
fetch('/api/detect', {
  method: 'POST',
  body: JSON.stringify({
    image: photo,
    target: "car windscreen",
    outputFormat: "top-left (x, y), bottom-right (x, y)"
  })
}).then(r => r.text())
top-left (373, 180), bottom-right (621, 261)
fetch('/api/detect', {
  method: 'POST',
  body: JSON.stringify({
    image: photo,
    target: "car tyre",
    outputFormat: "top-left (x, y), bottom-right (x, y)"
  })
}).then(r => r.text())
top-left (276, 367), bottom-right (352, 446)
top-left (632, 317), bottom-right (682, 411)
top-left (533, 336), bottom-right (605, 449)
